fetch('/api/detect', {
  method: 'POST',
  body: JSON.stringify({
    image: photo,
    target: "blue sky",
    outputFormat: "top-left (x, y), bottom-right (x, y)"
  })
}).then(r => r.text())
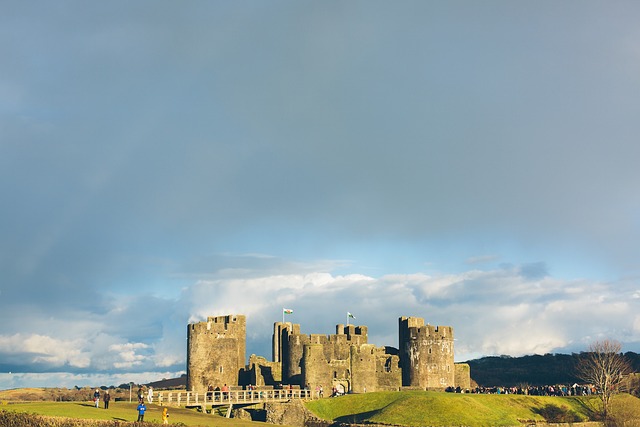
top-left (2, 1), bottom-right (640, 389)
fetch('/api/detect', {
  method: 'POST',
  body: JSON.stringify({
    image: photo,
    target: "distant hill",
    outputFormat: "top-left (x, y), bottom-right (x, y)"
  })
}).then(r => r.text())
top-left (466, 351), bottom-right (640, 387)
top-left (147, 374), bottom-right (186, 390)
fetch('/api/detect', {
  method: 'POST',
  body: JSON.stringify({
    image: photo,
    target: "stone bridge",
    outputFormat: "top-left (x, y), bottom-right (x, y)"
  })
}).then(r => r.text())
top-left (156, 389), bottom-right (313, 417)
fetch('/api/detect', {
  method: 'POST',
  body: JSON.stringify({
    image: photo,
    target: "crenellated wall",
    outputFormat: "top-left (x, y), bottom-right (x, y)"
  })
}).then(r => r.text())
top-left (281, 323), bottom-right (368, 385)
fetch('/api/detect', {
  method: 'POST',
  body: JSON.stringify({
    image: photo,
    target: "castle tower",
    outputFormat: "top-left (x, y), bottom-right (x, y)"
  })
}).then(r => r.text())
top-left (273, 321), bottom-right (302, 384)
top-left (272, 322), bottom-right (300, 363)
top-left (186, 314), bottom-right (246, 391)
top-left (398, 316), bottom-right (455, 390)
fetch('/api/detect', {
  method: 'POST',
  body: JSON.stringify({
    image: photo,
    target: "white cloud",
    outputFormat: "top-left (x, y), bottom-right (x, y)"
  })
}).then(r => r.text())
top-left (0, 334), bottom-right (90, 368)
top-left (109, 343), bottom-right (150, 369)
top-left (177, 263), bottom-right (640, 362)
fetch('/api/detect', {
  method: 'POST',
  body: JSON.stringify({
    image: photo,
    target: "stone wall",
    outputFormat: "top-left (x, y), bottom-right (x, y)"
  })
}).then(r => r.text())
top-left (349, 344), bottom-right (401, 393)
top-left (248, 354), bottom-right (282, 386)
top-left (265, 400), bottom-right (327, 427)
top-left (454, 363), bottom-right (471, 390)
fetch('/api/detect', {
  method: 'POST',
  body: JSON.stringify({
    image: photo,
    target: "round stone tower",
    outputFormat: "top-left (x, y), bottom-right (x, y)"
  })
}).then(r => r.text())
top-left (398, 316), bottom-right (455, 390)
top-left (186, 314), bottom-right (246, 391)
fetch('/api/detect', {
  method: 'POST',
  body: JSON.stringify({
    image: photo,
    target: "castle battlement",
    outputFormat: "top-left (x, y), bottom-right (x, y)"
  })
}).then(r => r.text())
top-left (188, 314), bottom-right (246, 336)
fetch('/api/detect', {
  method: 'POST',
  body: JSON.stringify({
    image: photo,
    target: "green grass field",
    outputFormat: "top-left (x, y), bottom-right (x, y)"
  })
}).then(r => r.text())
top-left (0, 400), bottom-right (272, 427)
top-left (306, 391), bottom-right (640, 427)
top-left (3, 392), bottom-right (640, 427)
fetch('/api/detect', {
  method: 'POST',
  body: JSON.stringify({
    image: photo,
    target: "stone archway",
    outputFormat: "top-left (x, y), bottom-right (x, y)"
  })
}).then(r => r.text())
top-left (332, 380), bottom-right (349, 396)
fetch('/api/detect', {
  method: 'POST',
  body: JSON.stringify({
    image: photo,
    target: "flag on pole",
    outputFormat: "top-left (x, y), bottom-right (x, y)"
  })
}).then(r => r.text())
top-left (282, 308), bottom-right (294, 323)
top-left (348, 312), bottom-right (356, 319)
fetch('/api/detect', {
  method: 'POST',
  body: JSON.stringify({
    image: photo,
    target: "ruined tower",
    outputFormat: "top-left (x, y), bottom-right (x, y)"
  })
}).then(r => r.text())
top-left (186, 314), bottom-right (246, 391)
top-left (398, 316), bottom-right (455, 390)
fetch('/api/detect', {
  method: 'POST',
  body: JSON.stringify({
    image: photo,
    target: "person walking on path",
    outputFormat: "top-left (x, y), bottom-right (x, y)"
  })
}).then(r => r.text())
top-left (103, 390), bottom-right (110, 409)
top-left (93, 389), bottom-right (100, 408)
top-left (162, 406), bottom-right (169, 425)
top-left (136, 402), bottom-right (147, 422)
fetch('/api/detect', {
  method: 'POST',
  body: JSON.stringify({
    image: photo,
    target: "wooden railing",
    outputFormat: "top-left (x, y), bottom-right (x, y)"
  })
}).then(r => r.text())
top-left (156, 389), bottom-right (312, 407)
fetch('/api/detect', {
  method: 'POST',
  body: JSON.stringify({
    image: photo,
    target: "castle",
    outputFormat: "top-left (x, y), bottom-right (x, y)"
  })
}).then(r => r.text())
top-left (186, 314), bottom-right (470, 394)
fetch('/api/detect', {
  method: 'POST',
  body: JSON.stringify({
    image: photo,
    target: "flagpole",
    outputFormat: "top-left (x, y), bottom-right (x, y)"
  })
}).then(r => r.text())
top-left (346, 312), bottom-right (349, 326)
top-left (282, 308), bottom-right (284, 324)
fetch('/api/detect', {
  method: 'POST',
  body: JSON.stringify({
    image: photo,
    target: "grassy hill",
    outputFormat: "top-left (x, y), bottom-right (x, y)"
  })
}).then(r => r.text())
top-left (305, 391), bottom-right (640, 427)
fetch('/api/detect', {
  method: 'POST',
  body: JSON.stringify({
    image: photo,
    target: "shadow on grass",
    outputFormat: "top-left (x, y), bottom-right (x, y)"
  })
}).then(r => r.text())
top-left (334, 408), bottom-right (381, 424)
top-left (80, 403), bottom-right (98, 408)
top-left (573, 397), bottom-right (602, 421)
top-left (533, 403), bottom-right (582, 423)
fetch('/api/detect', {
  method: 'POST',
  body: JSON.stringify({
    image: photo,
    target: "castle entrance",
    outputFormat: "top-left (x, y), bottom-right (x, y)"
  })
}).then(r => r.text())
top-left (331, 380), bottom-right (349, 396)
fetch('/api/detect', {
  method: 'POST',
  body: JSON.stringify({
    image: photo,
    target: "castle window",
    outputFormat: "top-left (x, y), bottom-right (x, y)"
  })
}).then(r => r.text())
top-left (219, 366), bottom-right (223, 373)
top-left (333, 371), bottom-right (337, 379)
top-left (384, 358), bottom-right (392, 373)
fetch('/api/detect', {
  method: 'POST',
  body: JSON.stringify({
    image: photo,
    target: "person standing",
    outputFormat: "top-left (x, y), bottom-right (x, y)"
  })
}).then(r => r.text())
top-left (93, 389), bottom-right (100, 408)
top-left (147, 386), bottom-right (153, 403)
top-left (103, 390), bottom-right (111, 409)
top-left (162, 406), bottom-right (169, 425)
top-left (221, 384), bottom-right (229, 400)
top-left (136, 402), bottom-right (147, 422)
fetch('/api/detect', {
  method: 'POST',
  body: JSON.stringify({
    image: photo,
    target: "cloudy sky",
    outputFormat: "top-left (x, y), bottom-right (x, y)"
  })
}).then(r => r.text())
top-left (2, 1), bottom-right (640, 389)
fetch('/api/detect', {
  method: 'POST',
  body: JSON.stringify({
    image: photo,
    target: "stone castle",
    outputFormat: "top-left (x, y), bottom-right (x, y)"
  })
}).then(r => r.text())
top-left (186, 314), bottom-right (470, 394)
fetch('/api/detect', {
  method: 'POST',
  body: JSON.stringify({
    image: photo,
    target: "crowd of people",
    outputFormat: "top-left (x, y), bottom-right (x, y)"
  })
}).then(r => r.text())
top-left (446, 384), bottom-right (597, 396)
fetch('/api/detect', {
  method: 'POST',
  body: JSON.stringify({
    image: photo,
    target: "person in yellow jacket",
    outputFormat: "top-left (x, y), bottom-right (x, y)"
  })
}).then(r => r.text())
top-left (162, 406), bottom-right (169, 425)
